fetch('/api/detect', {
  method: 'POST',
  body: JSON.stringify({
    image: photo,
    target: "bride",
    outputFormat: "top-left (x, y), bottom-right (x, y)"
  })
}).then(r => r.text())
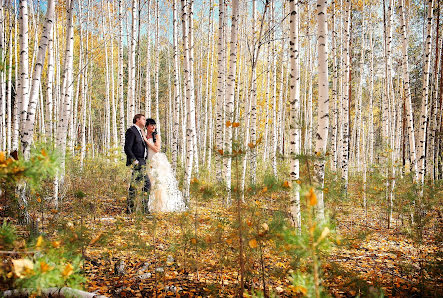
top-left (142, 118), bottom-right (187, 213)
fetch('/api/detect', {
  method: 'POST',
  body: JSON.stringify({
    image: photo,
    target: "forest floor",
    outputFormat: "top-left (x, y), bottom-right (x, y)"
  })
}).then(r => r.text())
top-left (2, 165), bottom-right (442, 297)
top-left (56, 192), bottom-right (441, 298)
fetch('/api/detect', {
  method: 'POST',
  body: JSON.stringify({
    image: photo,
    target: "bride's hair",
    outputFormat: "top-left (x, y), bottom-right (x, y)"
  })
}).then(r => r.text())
top-left (146, 118), bottom-right (156, 126)
top-left (146, 118), bottom-right (157, 143)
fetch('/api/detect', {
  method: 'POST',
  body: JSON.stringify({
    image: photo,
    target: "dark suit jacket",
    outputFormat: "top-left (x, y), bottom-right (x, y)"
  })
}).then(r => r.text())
top-left (124, 125), bottom-right (147, 166)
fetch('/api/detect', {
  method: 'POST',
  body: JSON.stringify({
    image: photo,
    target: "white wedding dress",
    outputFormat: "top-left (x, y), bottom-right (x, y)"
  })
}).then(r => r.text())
top-left (146, 138), bottom-right (187, 212)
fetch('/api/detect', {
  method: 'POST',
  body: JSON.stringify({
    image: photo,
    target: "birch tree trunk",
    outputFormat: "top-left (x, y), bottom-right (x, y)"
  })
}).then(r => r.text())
top-left (55, 0), bottom-right (75, 204)
top-left (341, 0), bottom-right (351, 190)
top-left (127, 0), bottom-right (137, 126)
top-left (288, 0), bottom-right (301, 231)
top-left (172, 0), bottom-right (181, 171)
top-left (313, 0), bottom-right (329, 222)
top-left (21, 0), bottom-right (56, 157)
top-left (12, 1), bottom-right (19, 151)
top-left (118, 0), bottom-right (125, 142)
top-left (330, 0), bottom-right (338, 172)
top-left (154, 0), bottom-right (160, 131)
top-left (7, 5), bottom-right (14, 152)
top-left (215, 0), bottom-right (225, 182)
top-left (181, 0), bottom-right (196, 201)
top-left (399, 0), bottom-right (418, 181)
top-left (46, 18), bottom-right (55, 141)
top-left (224, 0), bottom-right (239, 203)
top-left (417, 0), bottom-right (434, 186)
top-left (18, 0), bottom-right (30, 140)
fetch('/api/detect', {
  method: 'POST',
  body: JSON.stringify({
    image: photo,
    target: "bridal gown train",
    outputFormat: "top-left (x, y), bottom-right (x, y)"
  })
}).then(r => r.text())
top-left (146, 138), bottom-right (187, 212)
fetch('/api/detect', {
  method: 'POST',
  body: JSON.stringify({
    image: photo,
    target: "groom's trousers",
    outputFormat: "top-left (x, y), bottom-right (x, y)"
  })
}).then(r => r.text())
top-left (127, 164), bottom-right (151, 214)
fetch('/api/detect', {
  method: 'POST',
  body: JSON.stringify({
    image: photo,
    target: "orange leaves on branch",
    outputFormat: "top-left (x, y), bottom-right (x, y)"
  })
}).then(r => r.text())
top-left (226, 121), bottom-right (232, 127)
top-left (232, 122), bottom-right (240, 127)
top-left (217, 149), bottom-right (224, 155)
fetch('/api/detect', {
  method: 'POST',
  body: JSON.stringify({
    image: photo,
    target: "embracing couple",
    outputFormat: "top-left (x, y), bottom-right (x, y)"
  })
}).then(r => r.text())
top-left (124, 114), bottom-right (186, 214)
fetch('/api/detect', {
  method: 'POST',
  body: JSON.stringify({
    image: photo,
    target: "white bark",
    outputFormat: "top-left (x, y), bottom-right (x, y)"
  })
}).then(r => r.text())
top-left (215, 0), bottom-right (225, 182)
top-left (18, 0), bottom-right (30, 141)
top-left (341, 0), bottom-right (351, 188)
top-left (417, 0), bottom-right (434, 185)
top-left (172, 0), bottom-right (181, 171)
top-left (127, 0), bottom-right (137, 126)
top-left (313, 0), bottom-right (329, 222)
top-left (21, 0), bottom-right (56, 157)
top-left (224, 0), bottom-right (239, 203)
top-left (289, 0), bottom-right (301, 231)
top-left (399, 0), bottom-right (418, 181)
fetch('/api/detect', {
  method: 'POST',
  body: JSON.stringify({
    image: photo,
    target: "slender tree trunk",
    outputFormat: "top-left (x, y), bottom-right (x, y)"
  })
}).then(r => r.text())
top-left (288, 0), bottom-right (301, 232)
top-left (417, 0), bottom-right (434, 186)
top-left (181, 0), bottom-right (196, 201)
top-left (399, 0), bottom-right (418, 181)
top-left (215, 0), bottom-right (225, 182)
top-left (341, 0), bottom-right (351, 190)
top-left (172, 0), bottom-right (181, 171)
top-left (127, 0), bottom-right (137, 126)
top-left (224, 0), bottom-right (239, 203)
top-left (314, 0), bottom-right (329, 222)
top-left (55, 0), bottom-right (75, 204)
top-left (21, 0), bottom-right (55, 157)
top-left (18, 0), bottom-right (30, 141)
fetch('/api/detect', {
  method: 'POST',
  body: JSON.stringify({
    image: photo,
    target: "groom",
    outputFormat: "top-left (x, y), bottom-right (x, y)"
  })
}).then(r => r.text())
top-left (124, 114), bottom-right (151, 214)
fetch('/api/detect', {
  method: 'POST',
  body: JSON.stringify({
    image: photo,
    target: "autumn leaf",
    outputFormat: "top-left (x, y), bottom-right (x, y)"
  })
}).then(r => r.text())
top-left (295, 285), bottom-right (308, 295)
top-left (248, 239), bottom-right (258, 249)
top-left (282, 181), bottom-right (292, 188)
top-left (12, 259), bottom-right (34, 278)
top-left (62, 263), bottom-right (74, 277)
top-left (232, 122), bottom-right (240, 127)
top-left (40, 261), bottom-right (52, 273)
top-left (262, 187), bottom-right (268, 193)
top-left (226, 121), bottom-right (232, 127)
top-left (190, 238), bottom-right (197, 245)
top-left (248, 143), bottom-right (255, 148)
top-left (41, 149), bottom-right (48, 157)
top-left (35, 235), bottom-right (43, 248)
top-left (52, 240), bottom-right (61, 248)
top-left (89, 231), bottom-right (104, 246)
top-left (315, 227), bottom-right (330, 246)
top-left (307, 187), bottom-right (317, 206)
top-left (218, 149), bottom-right (224, 155)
